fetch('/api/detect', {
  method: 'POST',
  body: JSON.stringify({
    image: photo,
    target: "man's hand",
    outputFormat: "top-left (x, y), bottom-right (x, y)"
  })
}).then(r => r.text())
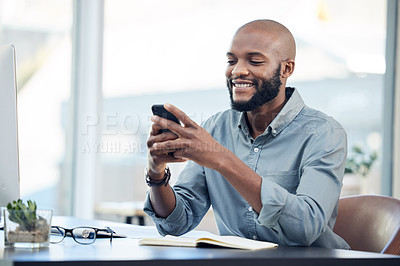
top-left (147, 103), bottom-right (263, 214)
top-left (147, 113), bottom-right (187, 180)
top-left (149, 104), bottom-right (228, 171)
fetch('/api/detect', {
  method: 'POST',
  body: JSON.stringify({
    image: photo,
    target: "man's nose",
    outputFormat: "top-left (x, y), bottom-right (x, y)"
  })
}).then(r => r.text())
top-left (231, 61), bottom-right (249, 77)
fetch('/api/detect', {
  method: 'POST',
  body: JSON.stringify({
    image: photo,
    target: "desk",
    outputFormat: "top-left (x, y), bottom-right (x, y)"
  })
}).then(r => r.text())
top-left (0, 216), bottom-right (399, 266)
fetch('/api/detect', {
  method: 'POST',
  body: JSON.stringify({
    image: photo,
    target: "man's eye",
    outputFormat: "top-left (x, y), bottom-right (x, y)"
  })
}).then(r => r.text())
top-left (227, 60), bottom-right (237, 65)
top-left (250, 61), bottom-right (264, 65)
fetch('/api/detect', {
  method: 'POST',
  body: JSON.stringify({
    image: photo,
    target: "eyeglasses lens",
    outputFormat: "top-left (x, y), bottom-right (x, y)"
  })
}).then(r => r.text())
top-left (73, 228), bottom-right (96, 244)
top-left (50, 227), bottom-right (66, 243)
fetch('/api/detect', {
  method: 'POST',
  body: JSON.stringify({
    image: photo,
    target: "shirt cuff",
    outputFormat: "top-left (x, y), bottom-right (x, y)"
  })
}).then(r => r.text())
top-left (255, 177), bottom-right (289, 228)
top-left (143, 189), bottom-right (186, 235)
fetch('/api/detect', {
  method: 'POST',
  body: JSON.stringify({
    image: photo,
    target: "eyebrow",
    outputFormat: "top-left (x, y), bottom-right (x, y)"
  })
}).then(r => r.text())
top-left (226, 52), bottom-right (265, 57)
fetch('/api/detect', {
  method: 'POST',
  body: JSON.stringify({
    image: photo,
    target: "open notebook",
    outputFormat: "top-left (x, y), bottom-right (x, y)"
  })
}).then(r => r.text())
top-left (139, 234), bottom-right (278, 250)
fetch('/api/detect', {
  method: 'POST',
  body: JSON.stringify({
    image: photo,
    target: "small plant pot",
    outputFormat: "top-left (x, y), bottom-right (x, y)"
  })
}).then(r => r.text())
top-left (2, 208), bottom-right (52, 248)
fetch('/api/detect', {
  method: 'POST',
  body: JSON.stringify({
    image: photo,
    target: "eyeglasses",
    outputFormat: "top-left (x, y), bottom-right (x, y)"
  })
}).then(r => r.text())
top-left (50, 226), bottom-right (115, 245)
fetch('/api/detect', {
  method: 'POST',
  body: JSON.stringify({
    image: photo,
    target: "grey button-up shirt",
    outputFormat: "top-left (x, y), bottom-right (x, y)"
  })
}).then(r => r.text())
top-left (144, 88), bottom-right (350, 249)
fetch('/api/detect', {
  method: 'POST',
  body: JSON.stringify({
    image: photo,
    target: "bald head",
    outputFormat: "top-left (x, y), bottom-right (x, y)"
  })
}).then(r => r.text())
top-left (235, 19), bottom-right (296, 61)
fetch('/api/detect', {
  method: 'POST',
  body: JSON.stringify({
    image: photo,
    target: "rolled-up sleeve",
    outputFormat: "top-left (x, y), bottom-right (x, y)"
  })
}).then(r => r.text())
top-left (143, 161), bottom-right (211, 236)
top-left (255, 126), bottom-right (347, 246)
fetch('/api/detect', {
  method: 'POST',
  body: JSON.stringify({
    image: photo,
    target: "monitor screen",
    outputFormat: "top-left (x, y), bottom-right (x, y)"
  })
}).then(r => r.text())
top-left (0, 44), bottom-right (20, 211)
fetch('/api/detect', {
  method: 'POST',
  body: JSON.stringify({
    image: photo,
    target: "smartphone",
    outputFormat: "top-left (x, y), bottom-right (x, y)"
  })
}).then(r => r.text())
top-left (151, 104), bottom-right (180, 133)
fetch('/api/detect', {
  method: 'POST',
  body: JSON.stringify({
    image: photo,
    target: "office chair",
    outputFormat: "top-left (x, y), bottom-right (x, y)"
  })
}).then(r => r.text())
top-left (333, 195), bottom-right (400, 255)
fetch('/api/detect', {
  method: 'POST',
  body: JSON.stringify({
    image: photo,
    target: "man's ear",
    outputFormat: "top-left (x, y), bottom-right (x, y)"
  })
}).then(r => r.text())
top-left (281, 60), bottom-right (295, 78)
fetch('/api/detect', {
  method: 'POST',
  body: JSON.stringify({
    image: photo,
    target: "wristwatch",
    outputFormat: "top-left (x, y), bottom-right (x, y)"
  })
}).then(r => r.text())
top-left (145, 167), bottom-right (171, 187)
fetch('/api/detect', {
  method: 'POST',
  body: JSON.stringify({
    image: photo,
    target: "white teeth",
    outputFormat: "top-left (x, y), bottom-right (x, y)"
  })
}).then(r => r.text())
top-left (234, 83), bottom-right (252, 88)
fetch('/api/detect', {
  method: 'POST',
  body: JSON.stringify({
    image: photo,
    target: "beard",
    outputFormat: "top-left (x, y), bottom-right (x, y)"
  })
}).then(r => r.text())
top-left (228, 64), bottom-right (282, 112)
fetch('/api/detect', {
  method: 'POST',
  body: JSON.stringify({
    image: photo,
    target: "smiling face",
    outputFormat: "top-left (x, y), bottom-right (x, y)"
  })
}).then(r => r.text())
top-left (227, 63), bottom-right (282, 112)
top-left (225, 20), bottom-right (295, 112)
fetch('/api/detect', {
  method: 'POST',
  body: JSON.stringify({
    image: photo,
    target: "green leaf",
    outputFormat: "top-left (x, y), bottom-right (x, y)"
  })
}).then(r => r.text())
top-left (6, 199), bottom-right (39, 231)
top-left (345, 145), bottom-right (379, 177)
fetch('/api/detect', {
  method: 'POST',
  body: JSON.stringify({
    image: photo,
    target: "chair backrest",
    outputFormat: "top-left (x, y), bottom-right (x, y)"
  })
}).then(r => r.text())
top-left (333, 195), bottom-right (400, 255)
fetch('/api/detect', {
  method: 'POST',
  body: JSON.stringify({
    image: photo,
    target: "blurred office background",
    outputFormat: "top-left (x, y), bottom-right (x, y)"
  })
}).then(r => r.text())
top-left (1, 0), bottom-right (399, 230)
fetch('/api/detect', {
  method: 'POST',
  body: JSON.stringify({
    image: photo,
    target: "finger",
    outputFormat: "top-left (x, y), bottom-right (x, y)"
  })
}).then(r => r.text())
top-left (150, 122), bottom-right (163, 135)
top-left (173, 150), bottom-right (189, 160)
top-left (148, 139), bottom-right (181, 155)
top-left (174, 157), bottom-right (188, 163)
top-left (152, 138), bottom-right (192, 153)
top-left (152, 140), bottom-right (183, 153)
top-left (152, 131), bottom-right (178, 143)
top-left (164, 103), bottom-right (198, 128)
top-left (149, 120), bottom-right (178, 138)
top-left (151, 115), bottom-right (183, 136)
top-left (150, 150), bottom-right (187, 164)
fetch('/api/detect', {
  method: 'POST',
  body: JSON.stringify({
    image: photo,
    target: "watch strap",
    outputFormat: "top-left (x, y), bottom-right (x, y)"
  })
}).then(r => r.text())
top-left (145, 167), bottom-right (171, 187)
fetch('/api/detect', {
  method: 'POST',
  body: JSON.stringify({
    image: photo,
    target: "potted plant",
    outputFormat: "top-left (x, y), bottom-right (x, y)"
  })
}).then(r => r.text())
top-left (3, 199), bottom-right (52, 248)
top-left (344, 145), bottom-right (378, 195)
top-left (345, 145), bottom-right (378, 178)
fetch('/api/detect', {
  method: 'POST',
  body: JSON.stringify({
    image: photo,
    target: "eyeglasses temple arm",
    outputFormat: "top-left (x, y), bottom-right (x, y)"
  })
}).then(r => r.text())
top-left (106, 226), bottom-right (114, 243)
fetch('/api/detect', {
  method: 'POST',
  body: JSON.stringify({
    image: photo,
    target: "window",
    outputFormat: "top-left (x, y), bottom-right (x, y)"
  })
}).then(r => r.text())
top-left (98, 0), bottom-right (386, 212)
top-left (0, 0), bottom-right (388, 217)
top-left (0, 0), bottom-right (72, 213)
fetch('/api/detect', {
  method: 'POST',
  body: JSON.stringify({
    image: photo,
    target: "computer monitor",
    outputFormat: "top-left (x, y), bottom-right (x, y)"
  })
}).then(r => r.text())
top-left (0, 44), bottom-right (20, 209)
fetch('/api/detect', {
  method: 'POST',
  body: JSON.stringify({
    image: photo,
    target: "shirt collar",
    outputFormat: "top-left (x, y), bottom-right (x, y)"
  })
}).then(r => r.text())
top-left (237, 87), bottom-right (305, 138)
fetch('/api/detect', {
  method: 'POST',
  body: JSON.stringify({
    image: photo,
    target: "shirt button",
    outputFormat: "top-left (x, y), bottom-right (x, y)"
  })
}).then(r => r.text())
top-left (252, 235), bottom-right (258, 240)
top-left (272, 129), bottom-right (277, 134)
top-left (248, 206), bottom-right (253, 212)
top-left (253, 147), bottom-right (259, 153)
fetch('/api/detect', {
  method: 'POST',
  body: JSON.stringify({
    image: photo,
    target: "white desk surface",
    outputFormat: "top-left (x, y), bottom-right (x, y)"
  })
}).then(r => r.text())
top-left (0, 216), bottom-right (398, 266)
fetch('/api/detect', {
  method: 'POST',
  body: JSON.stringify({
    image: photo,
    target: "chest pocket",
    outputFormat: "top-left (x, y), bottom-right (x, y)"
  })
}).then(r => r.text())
top-left (263, 170), bottom-right (300, 194)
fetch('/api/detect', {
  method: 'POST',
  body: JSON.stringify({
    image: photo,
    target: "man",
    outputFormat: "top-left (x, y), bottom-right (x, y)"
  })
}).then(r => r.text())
top-left (144, 19), bottom-right (350, 249)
